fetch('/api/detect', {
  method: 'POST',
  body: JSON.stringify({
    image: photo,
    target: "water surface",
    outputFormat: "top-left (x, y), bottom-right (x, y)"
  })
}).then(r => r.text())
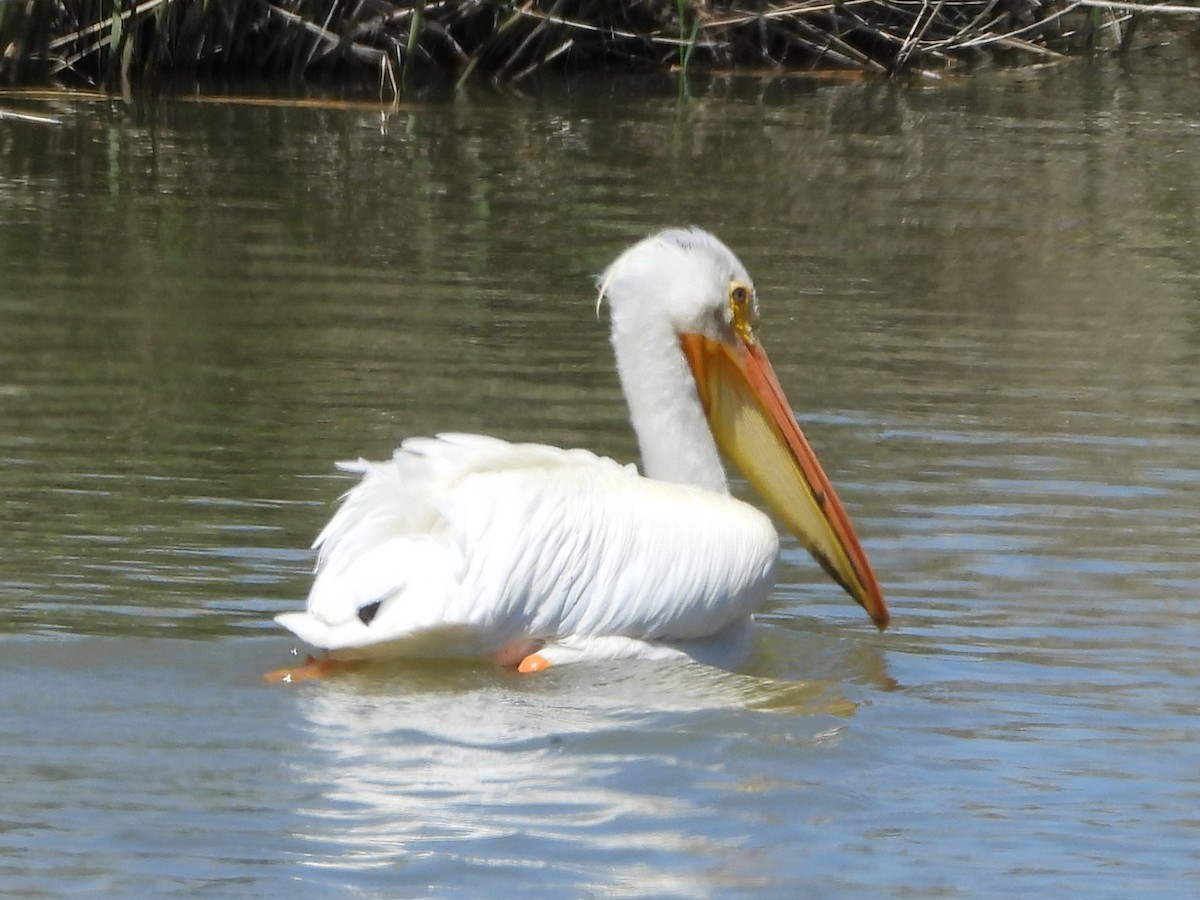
top-left (2, 55), bottom-right (1199, 895)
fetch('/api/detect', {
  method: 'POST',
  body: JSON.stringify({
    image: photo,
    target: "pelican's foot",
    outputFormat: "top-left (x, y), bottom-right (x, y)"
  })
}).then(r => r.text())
top-left (517, 652), bottom-right (552, 673)
top-left (263, 654), bottom-right (359, 684)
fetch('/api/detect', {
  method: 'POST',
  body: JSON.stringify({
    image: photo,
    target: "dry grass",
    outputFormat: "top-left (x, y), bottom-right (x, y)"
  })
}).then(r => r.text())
top-left (0, 0), bottom-right (1192, 94)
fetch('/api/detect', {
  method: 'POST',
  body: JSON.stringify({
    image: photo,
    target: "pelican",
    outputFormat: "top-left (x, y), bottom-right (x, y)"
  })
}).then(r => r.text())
top-left (268, 228), bottom-right (887, 681)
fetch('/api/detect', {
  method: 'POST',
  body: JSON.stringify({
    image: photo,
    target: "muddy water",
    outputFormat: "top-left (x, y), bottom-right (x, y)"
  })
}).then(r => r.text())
top-left (2, 54), bottom-right (1199, 895)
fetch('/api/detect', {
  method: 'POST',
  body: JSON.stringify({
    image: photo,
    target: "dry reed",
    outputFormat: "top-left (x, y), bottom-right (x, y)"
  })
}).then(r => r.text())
top-left (0, 0), bottom-right (1194, 94)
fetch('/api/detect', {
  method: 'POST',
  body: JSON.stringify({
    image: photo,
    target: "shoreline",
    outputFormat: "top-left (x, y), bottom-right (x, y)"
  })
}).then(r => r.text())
top-left (3, 0), bottom-right (1193, 97)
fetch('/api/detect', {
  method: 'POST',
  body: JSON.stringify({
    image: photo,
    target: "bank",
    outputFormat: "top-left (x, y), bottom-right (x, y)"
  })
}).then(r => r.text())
top-left (1, 0), bottom-right (1197, 97)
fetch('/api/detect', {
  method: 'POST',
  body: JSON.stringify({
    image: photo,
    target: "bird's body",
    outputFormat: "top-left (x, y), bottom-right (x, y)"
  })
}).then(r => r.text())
top-left (272, 228), bottom-right (887, 677)
top-left (279, 434), bottom-right (777, 668)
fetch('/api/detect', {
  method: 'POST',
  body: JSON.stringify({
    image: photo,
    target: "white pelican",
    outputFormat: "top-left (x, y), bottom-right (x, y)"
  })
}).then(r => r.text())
top-left (268, 228), bottom-right (887, 682)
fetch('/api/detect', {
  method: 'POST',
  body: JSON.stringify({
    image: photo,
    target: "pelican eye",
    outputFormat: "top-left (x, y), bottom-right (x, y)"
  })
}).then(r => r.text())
top-left (728, 281), bottom-right (756, 343)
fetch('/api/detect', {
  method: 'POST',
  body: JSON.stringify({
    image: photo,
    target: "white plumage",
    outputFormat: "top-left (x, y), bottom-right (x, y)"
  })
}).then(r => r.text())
top-left (279, 433), bottom-right (777, 666)
top-left (273, 228), bottom-right (887, 676)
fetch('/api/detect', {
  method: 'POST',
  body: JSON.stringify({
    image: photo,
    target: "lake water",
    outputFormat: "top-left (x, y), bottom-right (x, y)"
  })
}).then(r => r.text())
top-left (2, 51), bottom-right (1199, 896)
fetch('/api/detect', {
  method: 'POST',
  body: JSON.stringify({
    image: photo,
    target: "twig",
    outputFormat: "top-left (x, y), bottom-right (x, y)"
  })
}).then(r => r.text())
top-left (1076, 0), bottom-right (1200, 11)
top-left (48, 0), bottom-right (174, 51)
top-left (0, 107), bottom-right (63, 125)
top-left (895, 0), bottom-right (949, 70)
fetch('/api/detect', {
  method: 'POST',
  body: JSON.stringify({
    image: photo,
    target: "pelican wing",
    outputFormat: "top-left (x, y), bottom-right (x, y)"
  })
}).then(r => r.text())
top-left (276, 434), bottom-right (780, 660)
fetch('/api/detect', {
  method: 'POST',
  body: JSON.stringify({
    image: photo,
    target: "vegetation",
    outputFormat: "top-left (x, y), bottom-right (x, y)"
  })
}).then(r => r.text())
top-left (0, 0), bottom-right (1194, 94)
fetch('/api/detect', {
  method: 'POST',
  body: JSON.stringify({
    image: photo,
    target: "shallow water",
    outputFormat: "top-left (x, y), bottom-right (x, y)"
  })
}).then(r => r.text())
top-left (2, 53), bottom-right (1200, 895)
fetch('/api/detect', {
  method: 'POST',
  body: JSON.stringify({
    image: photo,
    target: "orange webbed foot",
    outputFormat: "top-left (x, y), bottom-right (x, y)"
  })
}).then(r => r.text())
top-left (517, 652), bottom-right (551, 674)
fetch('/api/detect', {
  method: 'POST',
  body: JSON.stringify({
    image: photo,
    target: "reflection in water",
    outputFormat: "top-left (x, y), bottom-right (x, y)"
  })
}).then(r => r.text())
top-left (289, 661), bottom-right (856, 892)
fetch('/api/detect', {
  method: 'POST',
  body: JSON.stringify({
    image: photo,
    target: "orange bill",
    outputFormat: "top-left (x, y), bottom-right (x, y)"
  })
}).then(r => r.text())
top-left (681, 332), bottom-right (889, 629)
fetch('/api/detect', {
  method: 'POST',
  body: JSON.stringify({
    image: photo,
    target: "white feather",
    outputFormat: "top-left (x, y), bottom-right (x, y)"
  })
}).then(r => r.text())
top-left (278, 434), bottom-right (778, 661)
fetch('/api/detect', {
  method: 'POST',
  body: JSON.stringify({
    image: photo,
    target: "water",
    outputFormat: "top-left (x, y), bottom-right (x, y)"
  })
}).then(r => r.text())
top-left (2, 53), bottom-right (1200, 896)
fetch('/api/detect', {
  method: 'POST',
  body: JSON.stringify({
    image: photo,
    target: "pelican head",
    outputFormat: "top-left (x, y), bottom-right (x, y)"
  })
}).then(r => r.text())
top-left (600, 228), bottom-right (889, 630)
